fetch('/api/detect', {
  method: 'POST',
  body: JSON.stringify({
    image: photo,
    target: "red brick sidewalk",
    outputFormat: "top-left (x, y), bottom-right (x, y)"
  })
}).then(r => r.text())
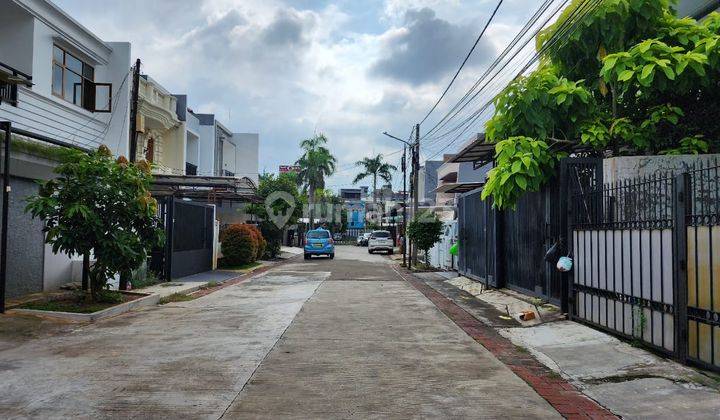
top-left (394, 266), bottom-right (617, 419)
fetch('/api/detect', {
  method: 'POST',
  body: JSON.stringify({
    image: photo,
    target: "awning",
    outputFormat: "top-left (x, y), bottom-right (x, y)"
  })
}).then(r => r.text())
top-left (434, 182), bottom-right (485, 194)
top-left (150, 174), bottom-right (261, 203)
top-left (449, 133), bottom-right (496, 168)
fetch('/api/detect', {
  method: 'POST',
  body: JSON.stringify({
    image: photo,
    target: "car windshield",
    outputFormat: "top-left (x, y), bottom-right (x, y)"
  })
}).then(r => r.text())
top-left (307, 231), bottom-right (330, 239)
top-left (372, 231), bottom-right (390, 238)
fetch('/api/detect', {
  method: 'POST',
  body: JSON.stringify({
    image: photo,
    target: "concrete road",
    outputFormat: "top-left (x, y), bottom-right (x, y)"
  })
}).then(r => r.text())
top-left (0, 246), bottom-right (558, 419)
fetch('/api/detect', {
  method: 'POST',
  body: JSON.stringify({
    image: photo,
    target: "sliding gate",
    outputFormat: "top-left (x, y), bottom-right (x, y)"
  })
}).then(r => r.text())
top-left (151, 198), bottom-right (215, 280)
top-left (570, 159), bottom-right (720, 372)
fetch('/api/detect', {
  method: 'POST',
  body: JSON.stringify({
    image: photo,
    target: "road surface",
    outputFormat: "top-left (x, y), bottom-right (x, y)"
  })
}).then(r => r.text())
top-left (0, 246), bottom-right (559, 419)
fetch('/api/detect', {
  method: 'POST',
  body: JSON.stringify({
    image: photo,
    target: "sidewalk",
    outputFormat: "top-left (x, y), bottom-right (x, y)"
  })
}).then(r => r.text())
top-left (412, 272), bottom-right (720, 419)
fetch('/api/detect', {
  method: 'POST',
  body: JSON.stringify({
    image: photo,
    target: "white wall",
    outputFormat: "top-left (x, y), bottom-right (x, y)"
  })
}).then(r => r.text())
top-left (222, 138), bottom-right (237, 174)
top-left (231, 132), bottom-right (259, 185)
top-left (0, 3), bottom-right (130, 154)
top-left (197, 123), bottom-right (215, 176)
top-left (0, 0), bottom-right (34, 75)
top-left (102, 41), bottom-right (131, 157)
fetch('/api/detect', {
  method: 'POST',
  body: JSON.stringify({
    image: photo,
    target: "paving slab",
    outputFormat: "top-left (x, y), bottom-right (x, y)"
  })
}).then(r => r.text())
top-left (226, 250), bottom-right (560, 419)
top-left (0, 271), bottom-right (325, 418)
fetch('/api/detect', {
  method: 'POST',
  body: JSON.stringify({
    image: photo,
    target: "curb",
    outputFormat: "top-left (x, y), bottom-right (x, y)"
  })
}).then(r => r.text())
top-left (393, 265), bottom-right (618, 419)
top-left (8, 292), bottom-right (160, 323)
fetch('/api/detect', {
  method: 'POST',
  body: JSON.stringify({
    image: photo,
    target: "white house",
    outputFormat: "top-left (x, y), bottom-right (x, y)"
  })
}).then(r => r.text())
top-left (0, 0), bottom-right (131, 155)
top-left (0, 0), bottom-right (131, 297)
top-left (193, 113), bottom-right (259, 184)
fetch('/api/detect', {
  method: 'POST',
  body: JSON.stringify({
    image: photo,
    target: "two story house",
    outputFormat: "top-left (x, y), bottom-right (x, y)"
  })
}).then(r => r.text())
top-left (0, 0), bottom-right (132, 298)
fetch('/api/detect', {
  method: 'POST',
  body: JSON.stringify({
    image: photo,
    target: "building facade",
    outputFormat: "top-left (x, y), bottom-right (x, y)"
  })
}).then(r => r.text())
top-left (135, 75), bottom-right (185, 174)
top-left (0, 0), bottom-right (132, 297)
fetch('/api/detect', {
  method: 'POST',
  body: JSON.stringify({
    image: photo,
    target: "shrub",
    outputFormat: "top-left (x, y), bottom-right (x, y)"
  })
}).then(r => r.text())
top-left (220, 224), bottom-right (258, 266)
top-left (247, 225), bottom-right (267, 260)
top-left (407, 211), bottom-right (444, 258)
top-left (259, 221), bottom-right (283, 259)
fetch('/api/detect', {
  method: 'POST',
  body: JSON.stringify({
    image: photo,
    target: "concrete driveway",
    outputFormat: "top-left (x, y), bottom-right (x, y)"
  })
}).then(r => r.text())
top-left (0, 246), bottom-right (559, 419)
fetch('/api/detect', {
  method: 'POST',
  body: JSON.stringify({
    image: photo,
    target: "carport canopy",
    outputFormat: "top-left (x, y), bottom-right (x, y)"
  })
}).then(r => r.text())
top-left (150, 174), bottom-right (261, 203)
top-left (449, 133), bottom-right (495, 168)
top-left (434, 182), bottom-right (485, 194)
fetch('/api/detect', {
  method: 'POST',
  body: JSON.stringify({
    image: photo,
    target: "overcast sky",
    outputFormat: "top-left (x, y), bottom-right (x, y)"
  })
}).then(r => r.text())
top-left (54, 0), bottom-right (545, 191)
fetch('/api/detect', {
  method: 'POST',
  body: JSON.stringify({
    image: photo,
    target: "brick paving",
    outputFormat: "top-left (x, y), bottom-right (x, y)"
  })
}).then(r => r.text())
top-left (396, 266), bottom-right (618, 419)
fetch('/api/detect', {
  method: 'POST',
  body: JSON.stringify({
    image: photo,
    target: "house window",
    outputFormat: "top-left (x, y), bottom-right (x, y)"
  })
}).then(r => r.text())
top-left (51, 45), bottom-right (112, 113)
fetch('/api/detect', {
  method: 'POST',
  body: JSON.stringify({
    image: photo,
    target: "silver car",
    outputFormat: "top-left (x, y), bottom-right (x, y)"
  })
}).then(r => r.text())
top-left (368, 230), bottom-right (394, 254)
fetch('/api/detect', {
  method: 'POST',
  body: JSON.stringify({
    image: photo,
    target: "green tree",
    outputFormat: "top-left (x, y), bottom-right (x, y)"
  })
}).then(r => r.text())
top-left (249, 172), bottom-right (303, 225)
top-left (352, 153), bottom-right (397, 210)
top-left (247, 172), bottom-right (303, 258)
top-left (25, 146), bottom-right (164, 300)
top-left (483, 1), bottom-right (720, 209)
top-left (296, 134), bottom-right (337, 228)
top-left (407, 212), bottom-right (443, 266)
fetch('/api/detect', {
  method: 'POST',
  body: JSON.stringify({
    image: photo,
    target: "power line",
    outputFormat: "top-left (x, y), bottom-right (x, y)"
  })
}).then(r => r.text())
top-left (423, 0), bottom-right (598, 149)
top-left (418, 0), bottom-right (505, 125)
top-left (419, 0), bottom-right (565, 145)
top-left (423, 0), bottom-right (604, 160)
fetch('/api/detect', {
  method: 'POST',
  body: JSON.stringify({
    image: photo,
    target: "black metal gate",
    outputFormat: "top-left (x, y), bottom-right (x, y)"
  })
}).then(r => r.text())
top-left (458, 188), bottom-right (497, 287)
top-left (568, 158), bottom-right (720, 373)
top-left (171, 201), bottom-right (214, 278)
top-left (502, 187), bottom-right (561, 301)
top-left (151, 198), bottom-right (215, 280)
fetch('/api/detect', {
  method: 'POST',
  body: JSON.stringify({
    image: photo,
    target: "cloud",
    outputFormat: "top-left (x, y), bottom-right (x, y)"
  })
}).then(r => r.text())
top-left (370, 7), bottom-right (494, 85)
top-left (52, 0), bottom-right (533, 191)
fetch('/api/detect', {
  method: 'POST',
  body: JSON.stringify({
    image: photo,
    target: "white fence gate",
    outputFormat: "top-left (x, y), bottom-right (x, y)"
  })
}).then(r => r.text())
top-left (428, 221), bottom-right (457, 270)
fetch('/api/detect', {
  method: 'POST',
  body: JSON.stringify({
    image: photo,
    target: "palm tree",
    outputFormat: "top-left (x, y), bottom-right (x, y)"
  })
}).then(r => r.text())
top-left (296, 134), bottom-right (337, 228)
top-left (353, 154), bottom-right (397, 212)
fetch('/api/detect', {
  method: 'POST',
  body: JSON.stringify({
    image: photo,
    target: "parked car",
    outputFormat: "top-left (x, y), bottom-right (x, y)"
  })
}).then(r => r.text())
top-left (304, 228), bottom-right (335, 259)
top-left (333, 233), bottom-right (343, 242)
top-left (368, 230), bottom-right (394, 254)
top-left (356, 232), bottom-right (371, 246)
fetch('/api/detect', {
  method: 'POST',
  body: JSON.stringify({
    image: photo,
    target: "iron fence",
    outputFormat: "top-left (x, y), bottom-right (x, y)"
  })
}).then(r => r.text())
top-left (686, 160), bottom-right (720, 371)
top-left (570, 158), bottom-right (720, 372)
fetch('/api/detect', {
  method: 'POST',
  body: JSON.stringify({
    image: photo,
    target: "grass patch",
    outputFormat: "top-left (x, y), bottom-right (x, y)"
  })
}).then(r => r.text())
top-left (219, 261), bottom-right (262, 271)
top-left (158, 293), bottom-right (195, 305)
top-left (200, 281), bottom-right (219, 290)
top-left (18, 291), bottom-right (133, 314)
top-left (159, 282), bottom-right (183, 288)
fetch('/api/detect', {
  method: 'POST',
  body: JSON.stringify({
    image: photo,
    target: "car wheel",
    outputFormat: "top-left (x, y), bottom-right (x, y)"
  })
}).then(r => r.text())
top-left (329, 253), bottom-right (334, 259)
top-left (388, 249), bottom-right (394, 255)
top-left (368, 249), bottom-right (373, 254)
top-left (304, 254), bottom-right (310, 260)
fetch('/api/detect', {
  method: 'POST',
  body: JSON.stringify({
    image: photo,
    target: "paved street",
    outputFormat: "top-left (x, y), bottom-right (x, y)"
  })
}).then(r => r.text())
top-left (0, 246), bottom-right (558, 419)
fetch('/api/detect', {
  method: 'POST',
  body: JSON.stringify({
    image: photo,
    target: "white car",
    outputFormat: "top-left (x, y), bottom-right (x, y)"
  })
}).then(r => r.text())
top-left (368, 230), bottom-right (394, 254)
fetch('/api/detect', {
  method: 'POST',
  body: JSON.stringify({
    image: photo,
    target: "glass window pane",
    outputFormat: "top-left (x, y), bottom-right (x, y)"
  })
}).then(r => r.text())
top-left (53, 45), bottom-right (63, 63)
top-left (64, 70), bottom-right (82, 105)
top-left (52, 64), bottom-right (63, 96)
top-left (65, 52), bottom-right (83, 74)
top-left (83, 64), bottom-right (94, 80)
top-left (95, 83), bottom-right (111, 112)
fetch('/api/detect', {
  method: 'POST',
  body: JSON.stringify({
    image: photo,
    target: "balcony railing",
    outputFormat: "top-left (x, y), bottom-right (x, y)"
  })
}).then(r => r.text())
top-left (0, 62), bottom-right (32, 107)
top-left (185, 162), bottom-right (197, 176)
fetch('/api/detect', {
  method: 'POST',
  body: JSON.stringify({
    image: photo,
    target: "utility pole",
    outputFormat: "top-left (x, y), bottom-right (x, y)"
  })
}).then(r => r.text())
top-left (0, 121), bottom-right (11, 313)
top-left (411, 123), bottom-right (420, 267)
top-left (401, 146), bottom-right (407, 267)
top-left (128, 58), bottom-right (141, 163)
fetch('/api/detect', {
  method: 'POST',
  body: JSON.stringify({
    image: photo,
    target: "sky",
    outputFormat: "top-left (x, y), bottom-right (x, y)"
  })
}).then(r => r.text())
top-left (54, 0), bottom-right (548, 192)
